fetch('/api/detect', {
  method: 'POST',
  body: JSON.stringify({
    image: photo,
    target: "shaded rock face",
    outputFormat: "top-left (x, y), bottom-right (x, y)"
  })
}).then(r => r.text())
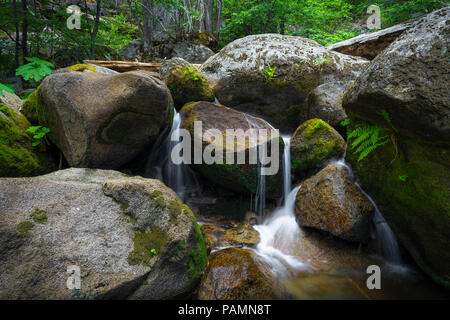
top-left (342, 8), bottom-right (450, 288)
top-left (160, 58), bottom-right (214, 109)
top-left (180, 101), bottom-right (283, 199)
top-left (0, 168), bottom-right (207, 299)
top-left (343, 7), bottom-right (450, 144)
top-left (290, 119), bottom-right (345, 175)
top-left (303, 82), bottom-right (349, 129)
top-left (0, 101), bottom-right (55, 177)
top-left (172, 42), bottom-right (215, 64)
top-left (327, 22), bottom-right (411, 60)
top-left (24, 70), bottom-right (172, 169)
top-left (199, 34), bottom-right (369, 131)
top-left (295, 163), bottom-right (375, 242)
top-left (198, 248), bottom-right (278, 300)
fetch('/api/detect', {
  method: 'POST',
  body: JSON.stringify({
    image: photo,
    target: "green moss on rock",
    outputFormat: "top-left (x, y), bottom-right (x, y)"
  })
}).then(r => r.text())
top-left (345, 116), bottom-right (450, 288)
top-left (291, 119), bottom-right (345, 173)
top-left (0, 104), bottom-right (53, 177)
top-left (30, 208), bottom-right (48, 224)
top-left (17, 221), bottom-right (34, 237)
top-left (66, 64), bottom-right (97, 72)
top-left (128, 227), bottom-right (169, 267)
top-left (186, 222), bottom-right (208, 287)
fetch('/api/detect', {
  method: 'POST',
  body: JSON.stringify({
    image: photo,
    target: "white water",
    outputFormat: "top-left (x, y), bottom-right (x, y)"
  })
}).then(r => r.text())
top-left (254, 136), bottom-right (308, 275)
top-left (146, 109), bottom-right (198, 201)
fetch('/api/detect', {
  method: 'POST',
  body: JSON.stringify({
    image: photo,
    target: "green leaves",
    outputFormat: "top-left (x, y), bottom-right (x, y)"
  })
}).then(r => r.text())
top-left (261, 64), bottom-right (278, 83)
top-left (16, 57), bottom-right (54, 82)
top-left (0, 83), bottom-right (15, 97)
top-left (348, 124), bottom-right (389, 162)
top-left (27, 126), bottom-right (51, 147)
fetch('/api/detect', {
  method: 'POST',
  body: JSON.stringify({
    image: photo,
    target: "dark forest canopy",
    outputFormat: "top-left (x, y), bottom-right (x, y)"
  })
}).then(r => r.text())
top-left (0, 0), bottom-right (447, 76)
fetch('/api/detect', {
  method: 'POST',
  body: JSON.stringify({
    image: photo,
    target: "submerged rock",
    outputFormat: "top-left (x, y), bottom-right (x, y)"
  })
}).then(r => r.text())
top-left (343, 7), bottom-right (450, 288)
top-left (295, 163), bottom-right (374, 242)
top-left (180, 101), bottom-right (284, 199)
top-left (160, 58), bottom-right (214, 109)
top-left (0, 168), bottom-right (207, 299)
top-left (22, 70), bottom-right (172, 169)
top-left (0, 101), bottom-right (55, 177)
top-left (199, 34), bottom-right (369, 131)
top-left (198, 247), bottom-right (278, 300)
top-left (290, 119), bottom-right (345, 174)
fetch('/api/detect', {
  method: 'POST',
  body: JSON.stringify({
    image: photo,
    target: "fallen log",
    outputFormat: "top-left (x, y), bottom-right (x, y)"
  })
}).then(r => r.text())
top-left (83, 60), bottom-right (162, 73)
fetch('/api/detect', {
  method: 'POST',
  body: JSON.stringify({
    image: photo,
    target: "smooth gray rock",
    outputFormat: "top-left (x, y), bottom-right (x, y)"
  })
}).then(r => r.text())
top-left (172, 42), bottom-right (215, 64)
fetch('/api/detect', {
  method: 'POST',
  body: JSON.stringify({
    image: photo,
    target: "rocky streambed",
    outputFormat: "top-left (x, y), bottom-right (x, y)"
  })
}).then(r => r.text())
top-left (0, 7), bottom-right (449, 300)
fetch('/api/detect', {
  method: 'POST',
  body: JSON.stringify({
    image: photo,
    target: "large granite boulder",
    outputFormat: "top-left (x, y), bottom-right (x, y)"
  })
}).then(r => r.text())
top-left (343, 8), bottom-right (450, 288)
top-left (180, 101), bottom-right (283, 199)
top-left (197, 248), bottom-right (278, 300)
top-left (172, 42), bottom-right (215, 64)
top-left (0, 168), bottom-right (207, 299)
top-left (295, 163), bottom-right (375, 242)
top-left (22, 70), bottom-right (172, 169)
top-left (160, 58), bottom-right (214, 109)
top-left (199, 34), bottom-right (369, 131)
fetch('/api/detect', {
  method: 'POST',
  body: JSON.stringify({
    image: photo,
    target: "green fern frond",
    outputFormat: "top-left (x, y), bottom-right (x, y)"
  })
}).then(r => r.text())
top-left (349, 123), bottom-right (390, 162)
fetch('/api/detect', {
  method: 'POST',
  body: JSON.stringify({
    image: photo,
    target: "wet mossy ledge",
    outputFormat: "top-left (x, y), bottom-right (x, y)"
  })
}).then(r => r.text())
top-left (0, 103), bottom-right (54, 177)
top-left (345, 115), bottom-right (450, 288)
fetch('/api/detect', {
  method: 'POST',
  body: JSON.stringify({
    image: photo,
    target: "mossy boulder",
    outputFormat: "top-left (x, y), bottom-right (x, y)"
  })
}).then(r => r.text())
top-left (160, 57), bottom-right (214, 110)
top-left (0, 168), bottom-right (207, 299)
top-left (180, 101), bottom-right (284, 199)
top-left (199, 34), bottom-right (369, 131)
top-left (345, 116), bottom-right (450, 288)
top-left (23, 70), bottom-right (172, 169)
top-left (290, 119), bottom-right (345, 174)
top-left (295, 163), bottom-right (375, 242)
top-left (0, 103), bottom-right (54, 177)
top-left (197, 247), bottom-right (278, 300)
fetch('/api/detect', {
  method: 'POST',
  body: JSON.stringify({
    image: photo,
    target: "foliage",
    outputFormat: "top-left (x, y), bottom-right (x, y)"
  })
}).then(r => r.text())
top-left (0, 83), bottom-right (15, 97)
top-left (261, 64), bottom-right (278, 83)
top-left (16, 57), bottom-right (54, 82)
top-left (347, 124), bottom-right (389, 162)
top-left (26, 125), bottom-right (50, 147)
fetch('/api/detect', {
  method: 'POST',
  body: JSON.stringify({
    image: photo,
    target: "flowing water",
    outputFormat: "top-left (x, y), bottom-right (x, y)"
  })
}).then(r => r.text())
top-left (146, 109), bottom-right (198, 201)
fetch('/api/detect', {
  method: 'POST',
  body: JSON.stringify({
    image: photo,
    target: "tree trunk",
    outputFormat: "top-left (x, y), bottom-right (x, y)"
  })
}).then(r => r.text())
top-left (90, 0), bottom-right (102, 59)
top-left (203, 0), bottom-right (214, 34)
top-left (21, 0), bottom-right (29, 63)
top-left (214, 0), bottom-right (222, 34)
top-left (142, 0), bottom-right (153, 51)
top-left (12, 0), bottom-right (20, 68)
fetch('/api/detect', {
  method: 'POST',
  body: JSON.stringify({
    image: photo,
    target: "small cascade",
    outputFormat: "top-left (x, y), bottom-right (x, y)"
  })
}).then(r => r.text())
top-left (254, 135), bottom-right (307, 275)
top-left (145, 109), bottom-right (198, 201)
top-left (334, 159), bottom-right (403, 265)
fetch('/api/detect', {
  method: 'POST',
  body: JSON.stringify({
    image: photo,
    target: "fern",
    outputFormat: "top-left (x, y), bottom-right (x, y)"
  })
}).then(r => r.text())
top-left (348, 124), bottom-right (389, 162)
top-left (16, 57), bottom-right (54, 82)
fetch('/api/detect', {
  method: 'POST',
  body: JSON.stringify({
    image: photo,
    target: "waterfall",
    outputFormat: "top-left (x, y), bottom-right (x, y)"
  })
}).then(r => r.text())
top-left (254, 135), bottom-right (308, 275)
top-left (334, 159), bottom-right (403, 265)
top-left (145, 108), bottom-right (198, 201)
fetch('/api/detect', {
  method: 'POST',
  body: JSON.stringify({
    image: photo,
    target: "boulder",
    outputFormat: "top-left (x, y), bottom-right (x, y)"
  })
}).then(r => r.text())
top-left (199, 34), bottom-right (369, 131)
top-left (172, 42), bottom-right (215, 64)
top-left (22, 70), bottom-right (172, 169)
top-left (0, 90), bottom-right (23, 113)
top-left (160, 58), bottom-right (214, 109)
top-left (0, 101), bottom-right (55, 177)
top-left (119, 39), bottom-right (142, 60)
top-left (327, 22), bottom-right (411, 60)
top-left (295, 163), bottom-right (375, 242)
top-left (302, 82), bottom-right (349, 129)
top-left (197, 247), bottom-right (278, 300)
top-left (223, 223), bottom-right (260, 246)
top-left (0, 168), bottom-right (207, 299)
top-left (343, 7), bottom-right (450, 288)
top-left (180, 101), bottom-right (283, 199)
top-left (343, 7), bottom-right (450, 144)
top-left (290, 119), bottom-right (345, 174)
